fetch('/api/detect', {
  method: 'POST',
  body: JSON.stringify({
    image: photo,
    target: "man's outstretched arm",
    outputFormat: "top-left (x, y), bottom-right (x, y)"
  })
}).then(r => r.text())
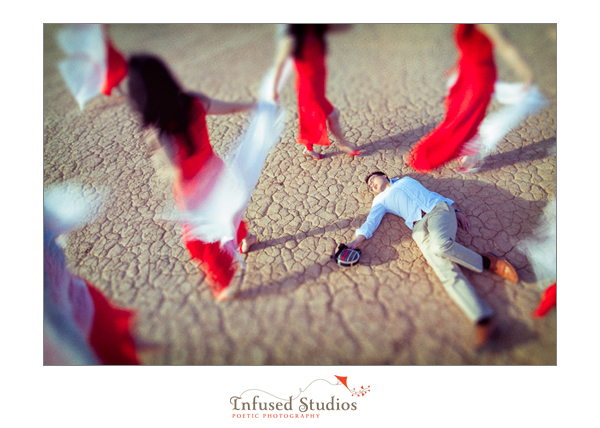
top-left (347, 203), bottom-right (386, 249)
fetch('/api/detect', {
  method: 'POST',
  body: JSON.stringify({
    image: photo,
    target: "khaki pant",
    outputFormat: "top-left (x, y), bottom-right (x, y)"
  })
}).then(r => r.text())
top-left (412, 202), bottom-right (493, 323)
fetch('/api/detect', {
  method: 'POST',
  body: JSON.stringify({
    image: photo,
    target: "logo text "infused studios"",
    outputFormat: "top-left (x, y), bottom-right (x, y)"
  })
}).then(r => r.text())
top-left (230, 395), bottom-right (357, 418)
top-left (229, 375), bottom-right (370, 419)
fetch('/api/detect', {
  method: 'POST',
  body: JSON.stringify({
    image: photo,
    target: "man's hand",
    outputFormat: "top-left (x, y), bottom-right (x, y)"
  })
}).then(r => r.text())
top-left (456, 211), bottom-right (471, 232)
top-left (347, 235), bottom-right (366, 249)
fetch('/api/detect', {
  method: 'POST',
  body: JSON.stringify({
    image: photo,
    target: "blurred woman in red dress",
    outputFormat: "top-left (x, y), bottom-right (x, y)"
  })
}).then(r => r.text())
top-left (44, 186), bottom-right (141, 365)
top-left (408, 24), bottom-right (533, 172)
top-left (127, 54), bottom-right (257, 301)
top-left (272, 24), bottom-right (361, 160)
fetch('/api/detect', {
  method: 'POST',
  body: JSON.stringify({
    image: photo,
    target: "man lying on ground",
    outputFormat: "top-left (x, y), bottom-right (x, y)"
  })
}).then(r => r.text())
top-left (347, 171), bottom-right (518, 350)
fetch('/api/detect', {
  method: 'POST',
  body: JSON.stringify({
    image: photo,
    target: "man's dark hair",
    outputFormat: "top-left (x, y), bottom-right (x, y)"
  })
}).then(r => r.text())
top-left (365, 171), bottom-right (389, 185)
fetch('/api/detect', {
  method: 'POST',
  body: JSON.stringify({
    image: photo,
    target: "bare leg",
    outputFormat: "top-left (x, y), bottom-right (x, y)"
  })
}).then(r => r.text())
top-left (302, 147), bottom-right (323, 160)
top-left (240, 233), bottom-right (258, 253)
top-left (326, 108), bottom-right (360, 154)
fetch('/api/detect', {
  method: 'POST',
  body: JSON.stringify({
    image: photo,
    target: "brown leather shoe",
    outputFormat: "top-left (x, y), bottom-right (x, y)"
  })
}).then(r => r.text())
top-left (483, 252), bottom-right (519, 284)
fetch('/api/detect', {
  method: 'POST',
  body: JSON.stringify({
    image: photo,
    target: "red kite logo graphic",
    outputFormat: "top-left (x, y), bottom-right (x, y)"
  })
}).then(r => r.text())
top-left (335, 375), bottom-right (370, 397)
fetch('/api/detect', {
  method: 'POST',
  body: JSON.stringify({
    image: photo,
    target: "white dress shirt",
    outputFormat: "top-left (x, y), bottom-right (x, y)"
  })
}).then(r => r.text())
top-left (355, 177), bottom-right (455, 239)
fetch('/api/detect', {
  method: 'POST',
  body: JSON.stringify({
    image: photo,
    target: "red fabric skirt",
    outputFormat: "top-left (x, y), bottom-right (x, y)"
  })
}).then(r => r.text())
top-left (101, 38), bottom-right (128, 96)
top-left (294, 37), bottom-right (334, 151)
top-left (172, 98), bottom-right (249, 298)
top-left (183, 221), bottom-right (248, 297)
top-left (86, 282), bottom-right (141, 365)
top-left (408, 25), bottom-right (496, 172)
top-left (532, 283), bottom-right (556, 318)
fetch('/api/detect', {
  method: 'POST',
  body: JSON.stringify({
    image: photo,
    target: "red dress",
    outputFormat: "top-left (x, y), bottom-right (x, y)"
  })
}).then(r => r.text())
top-left (101, 38), bottom-right (128, 96)
top-left (532, 283), bottom-right (556, 318)
top-left (171, 98), bottom-right (248, 297)
top-left (86, 282), bottom-right (141, 364)
top-left (294, 31), bottom-right (334, 151)
top-left (44, 235), bottom-right (140, 365)
top-left (408, 24), bottom-right (497, 172)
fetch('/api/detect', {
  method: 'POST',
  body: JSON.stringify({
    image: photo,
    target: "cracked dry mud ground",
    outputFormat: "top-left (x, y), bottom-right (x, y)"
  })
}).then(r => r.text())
top-left (43, 24), bottom-right (556, 365)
